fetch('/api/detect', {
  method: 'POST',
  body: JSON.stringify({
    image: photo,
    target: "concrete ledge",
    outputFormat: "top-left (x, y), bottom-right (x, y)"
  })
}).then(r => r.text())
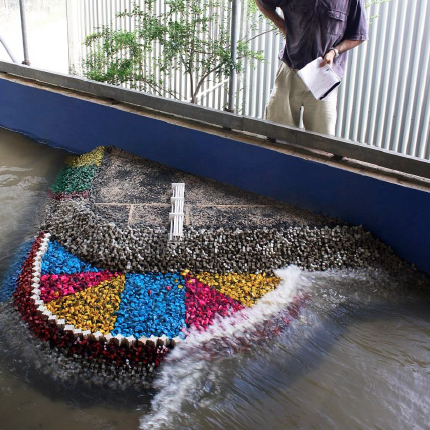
top-left (0, 61), bottom-right (244, 132)
top-left (1, 60), bottom-right (429, 180)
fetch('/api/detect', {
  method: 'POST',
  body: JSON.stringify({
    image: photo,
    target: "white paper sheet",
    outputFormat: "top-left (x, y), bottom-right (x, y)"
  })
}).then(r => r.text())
top-left (297, 57), bottom-right (341, 100)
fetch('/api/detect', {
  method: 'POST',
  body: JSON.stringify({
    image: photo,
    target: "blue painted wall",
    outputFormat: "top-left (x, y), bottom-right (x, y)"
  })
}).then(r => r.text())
top-left (1, 78), bottom-right (429, 274)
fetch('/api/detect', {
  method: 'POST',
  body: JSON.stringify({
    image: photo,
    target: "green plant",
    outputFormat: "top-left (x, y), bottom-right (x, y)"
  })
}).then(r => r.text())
top-left (82, 0), bottom-right (264, 103)
top-left (365, 0), bottom-right (393, 24)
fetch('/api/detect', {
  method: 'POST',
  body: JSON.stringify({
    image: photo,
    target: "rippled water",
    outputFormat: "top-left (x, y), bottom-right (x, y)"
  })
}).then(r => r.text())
top-left (0, 129), bottom-right (68, 278)
top-left (1, 128), bottom-right (429, 430)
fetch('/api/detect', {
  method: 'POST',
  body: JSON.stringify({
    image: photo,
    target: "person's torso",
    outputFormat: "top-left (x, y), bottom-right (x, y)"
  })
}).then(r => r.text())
top-left (279, 0), bottom-right (352, 77)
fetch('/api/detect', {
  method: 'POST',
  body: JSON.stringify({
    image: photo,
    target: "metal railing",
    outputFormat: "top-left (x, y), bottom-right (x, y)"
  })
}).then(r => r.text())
top-left (65, 0), bottom-right (429, 160)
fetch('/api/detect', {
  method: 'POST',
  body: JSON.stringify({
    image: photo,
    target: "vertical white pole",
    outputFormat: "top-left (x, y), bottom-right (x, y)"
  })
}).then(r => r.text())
top-left (19, 0), bottom-right (30, 65)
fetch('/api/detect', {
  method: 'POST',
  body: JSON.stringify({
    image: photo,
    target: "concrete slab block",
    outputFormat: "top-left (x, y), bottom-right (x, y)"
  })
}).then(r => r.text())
top-left (129, 204), bottom-right (170, 228)
top-left (93, 204), bottom-right (131, 226)
top-left (188, 204), bottom-right (332, 229)
top-left (91, 149), bottom-right (180, 204)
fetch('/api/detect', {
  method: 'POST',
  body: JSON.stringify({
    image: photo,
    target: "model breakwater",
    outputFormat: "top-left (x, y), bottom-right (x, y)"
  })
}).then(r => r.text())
top-left (3, 146), bottom-right (425, 386)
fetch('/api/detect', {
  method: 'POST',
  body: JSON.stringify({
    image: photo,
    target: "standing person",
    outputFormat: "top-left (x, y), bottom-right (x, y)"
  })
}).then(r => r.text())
top-left (256, 0), bottom-right (368, 136)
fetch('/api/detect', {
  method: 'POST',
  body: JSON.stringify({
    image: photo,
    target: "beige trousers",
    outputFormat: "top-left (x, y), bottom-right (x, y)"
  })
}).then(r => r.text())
top-left (265, 62), bottom-right (338, 136)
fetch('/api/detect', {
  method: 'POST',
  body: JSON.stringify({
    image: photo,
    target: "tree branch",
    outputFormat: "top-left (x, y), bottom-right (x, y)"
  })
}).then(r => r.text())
top-left (241, 28), bottom-right (275, 44)
top-left (189, 71), bottom-right (195, 103)
top-left (193, 64), bottom-right (223, 100)
top-left (140, 78), bottom-right (182, 100)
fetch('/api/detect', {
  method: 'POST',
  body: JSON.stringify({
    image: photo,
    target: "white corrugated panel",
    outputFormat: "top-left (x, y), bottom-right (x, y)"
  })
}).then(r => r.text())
top-left (336, 0), bottom-right (430, 159)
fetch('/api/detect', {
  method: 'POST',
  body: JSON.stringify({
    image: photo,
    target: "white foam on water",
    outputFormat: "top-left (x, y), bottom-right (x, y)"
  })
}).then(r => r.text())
top-left (140, 265), bottom-right (305, 430)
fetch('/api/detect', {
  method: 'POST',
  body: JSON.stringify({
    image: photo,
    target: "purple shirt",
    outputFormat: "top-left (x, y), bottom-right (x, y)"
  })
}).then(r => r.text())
top-left (259, 0), bottom-right (368, 78)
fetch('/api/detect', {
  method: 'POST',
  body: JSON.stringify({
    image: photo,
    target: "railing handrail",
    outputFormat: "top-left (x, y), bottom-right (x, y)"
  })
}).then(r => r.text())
top-left (1, 60), bottom-right (430, 181)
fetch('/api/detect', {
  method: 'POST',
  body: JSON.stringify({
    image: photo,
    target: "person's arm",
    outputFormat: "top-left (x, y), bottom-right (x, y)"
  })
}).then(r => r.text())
top-left (255, 0), bottom-right (286, 37)
top-left (320, 0), bottom-right (367, 67)
top-left (320, 39), bottom-right (364, 67)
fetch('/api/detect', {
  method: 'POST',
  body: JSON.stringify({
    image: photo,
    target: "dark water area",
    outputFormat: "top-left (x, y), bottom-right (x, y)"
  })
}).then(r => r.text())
top-left (0, 128), bottom-right (429, 430)
top-left (0, 128), bottom-right (68, 280)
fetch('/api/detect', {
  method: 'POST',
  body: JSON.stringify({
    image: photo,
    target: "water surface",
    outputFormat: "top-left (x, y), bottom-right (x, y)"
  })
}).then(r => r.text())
top-left (0, 128), bottom-right (429, 430)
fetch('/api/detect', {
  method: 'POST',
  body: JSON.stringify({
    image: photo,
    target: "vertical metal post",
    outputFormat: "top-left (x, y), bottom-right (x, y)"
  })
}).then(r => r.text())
top-left (19, 0), bottom-right (30, 66)
top-left (227, 0), bottom-right (239, 113)
top-left (66, 0), bottom-right (75, 73)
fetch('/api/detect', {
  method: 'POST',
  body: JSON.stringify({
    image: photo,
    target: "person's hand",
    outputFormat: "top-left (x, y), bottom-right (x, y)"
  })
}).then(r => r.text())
top-left (320, 50), bottom-right (335, 67)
